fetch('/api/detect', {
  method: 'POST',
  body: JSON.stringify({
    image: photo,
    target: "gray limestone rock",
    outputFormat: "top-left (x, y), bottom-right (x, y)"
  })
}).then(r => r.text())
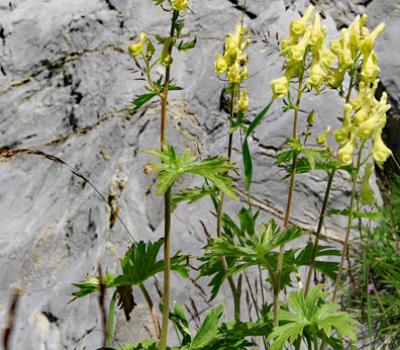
top-left (0, 0), bottom-right (398, 349)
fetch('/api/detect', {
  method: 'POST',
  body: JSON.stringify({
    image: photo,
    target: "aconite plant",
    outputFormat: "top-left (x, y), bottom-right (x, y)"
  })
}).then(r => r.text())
top-left (72, 2), bottom-right (393, 349)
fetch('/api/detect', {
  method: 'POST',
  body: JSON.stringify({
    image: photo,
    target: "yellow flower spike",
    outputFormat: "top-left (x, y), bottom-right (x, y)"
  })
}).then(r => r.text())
top-left (373, 131), bottom-right (392, 167)
top-left (338, 138), bottom-right (355, 165)
top-left (128, 32), bottom-right (147, 57)
top-left (171, 0), bottom-right (189, 12)
top-left (215, 54), bottom-right (228, 74)
top-left (271, 76), bottom-right (289, 99)
top-left (290, 5), bottom-right (314, 37)
top-left (361, 52), bottom-right (380, 83)
top-left (318, 44), bottom-right (336, 69)
top-left (307, 62), bottom-right (325, 90)
top-left (227, 63), bottom-right (241, 84)
top-left (310, 13), bottom-right (325, 47)
top-left (317, 125), bottom-right (331, 145)
top-left (238, 90), bottom-right (249, 112)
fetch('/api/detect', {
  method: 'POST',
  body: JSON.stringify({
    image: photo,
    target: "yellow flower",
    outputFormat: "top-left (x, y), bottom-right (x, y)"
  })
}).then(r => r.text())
top-left (357, 114), bottom-right (381, 140)
top-left (288, 37), bottom-right (308, 61)
top-left (372, 131), bottom-right (391, 167)
top-left (343, 103), bottom-right (353, 128)
top-left (215, 54), bottom-right (228, 73)
top-left (238, 90), bottom-right (249, 112)
top-left (307, 62), bottom-right (325, 90)
top-left (280, 35), bottom-right (298, 55)
top-left (171, 0), bottom-right (189, 11)
top-left (310, 13), bottom-right (325, 46)
top-left (338, 139), bottom-right (354, 165)
top-left (271, 76), bottom-right (289, 99)
top-left (359, 23), bottom-right (385, 55)
top-left (334, 127), bottom-right (350, 146)
top-left (318, 44), bottom-right (336, 69)
top-left (128, 32), bottom-right (147, 57)
top-left (326, 67), bottom-right (345, 88)
top-left (290, 5), bottom-right (314, 37)
top-left (227, 63), bottom-right (241, 84)
top-left (361, 52), bottom-right (380, 83)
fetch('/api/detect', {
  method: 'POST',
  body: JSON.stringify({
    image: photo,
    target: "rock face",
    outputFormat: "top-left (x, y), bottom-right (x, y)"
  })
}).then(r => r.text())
top-left (0, 0), bottom-right (398, 349)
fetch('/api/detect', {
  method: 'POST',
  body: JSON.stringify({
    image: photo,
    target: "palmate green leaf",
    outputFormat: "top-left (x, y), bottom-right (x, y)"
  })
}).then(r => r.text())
top-left (172, 185), bottom-right (217, 205)
top-left (268, 286), bottom-right (358, 350)
top-left (145, 145), bottom-right (237, 199)
top-left (120, 339), bottom-right (158, 350)
top-left (72, 239), bottom-right (188, 299)
top-left (190, 304), bottom-right (224, 349)
top-left (169, 301), bottom-right (192, 346)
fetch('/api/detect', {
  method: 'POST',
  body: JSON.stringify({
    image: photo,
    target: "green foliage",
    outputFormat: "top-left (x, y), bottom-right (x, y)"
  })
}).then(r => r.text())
top-left (72, 239), bottom-right (188, 298)
top-left (131, 83), bottom-right (182, 114)
top-left (145, 145), bottom-right (237, 199)
top-left (242, 101), bottom-right (274, 191)
top-left (268, 285), bottom-right (359, 350)
top-left (172, 185), bottom-right (217, 206)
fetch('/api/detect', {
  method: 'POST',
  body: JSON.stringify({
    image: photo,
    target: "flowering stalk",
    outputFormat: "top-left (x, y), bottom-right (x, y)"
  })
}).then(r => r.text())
top-left (159, 9), bottom-right (179, 350)
top-left (215, 23), bottom-right (250, 321)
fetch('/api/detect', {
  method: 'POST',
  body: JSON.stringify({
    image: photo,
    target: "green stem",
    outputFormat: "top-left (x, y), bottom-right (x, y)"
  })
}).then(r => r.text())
top-left (216, 85), bottom-right (242, 321)
top-left (332, 142), bottom-right (365, 302)
top-left (106, 290), bottom-right (117, 348)
top-left (159, 187), bottom-right (172, 350)
top-left (274, 75), bottom-right (304, 325)
top-left (158, 10), bottom-right (178, 350)
top-left (304, 169), bottom-right (336, 296)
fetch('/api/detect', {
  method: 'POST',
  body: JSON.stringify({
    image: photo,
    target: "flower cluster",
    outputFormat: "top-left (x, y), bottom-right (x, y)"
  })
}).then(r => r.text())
top-left (215, 24), bottom-right (251, 112)
top-left (271, 5), bottom-right (336, 98)
top-left (215, 25), bottom-right (250, 85)
top-left (327, 14), bottom-right (385, 88)
top-left (334, 80), bottom-right (391, 166)
top-left (171, 0), bottom-right (189, 12)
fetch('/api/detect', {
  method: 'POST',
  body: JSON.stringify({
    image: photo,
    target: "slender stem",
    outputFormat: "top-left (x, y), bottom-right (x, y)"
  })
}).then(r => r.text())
top-left (140, 283), bottom-right (161, 340)
top-left (159, 187), bottom-right (172, 350)
top-left (158, 11), bottom-right (178, 350)
top-left (304, 169), bottom-right (336, 296)
top-left (216, 85), bottom-right (242, 321)
top-left (332, 142), bottom-right (365, 302)
top-left (273, 75), bottom-right (304, 325)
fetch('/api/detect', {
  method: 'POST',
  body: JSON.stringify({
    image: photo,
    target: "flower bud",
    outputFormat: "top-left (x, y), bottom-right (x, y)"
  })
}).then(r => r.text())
top-left (317, 126), bottom-right (331, 145)
top-left (271, 76), bottom-right (289, 99)
top-left (240, 67), bottom-right (248, 81)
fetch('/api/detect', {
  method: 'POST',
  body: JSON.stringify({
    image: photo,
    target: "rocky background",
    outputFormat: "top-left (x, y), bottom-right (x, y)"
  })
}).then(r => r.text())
top-left (0, 0), bottom-right (399, 349)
